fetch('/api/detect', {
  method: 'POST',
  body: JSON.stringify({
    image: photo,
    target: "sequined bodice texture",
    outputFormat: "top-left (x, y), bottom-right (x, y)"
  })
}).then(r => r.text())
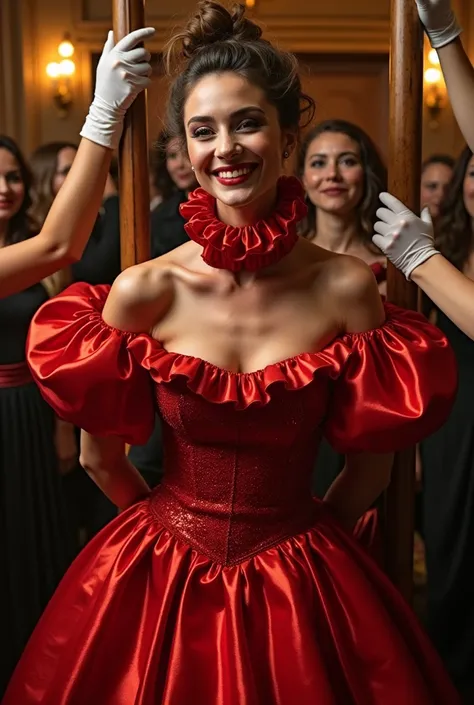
top-left (150, 379), bottom-right (328, 564)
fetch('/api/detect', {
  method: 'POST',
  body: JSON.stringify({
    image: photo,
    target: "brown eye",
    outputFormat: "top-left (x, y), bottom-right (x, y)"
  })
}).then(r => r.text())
top-left (192, 126), bottom-right (214, 139)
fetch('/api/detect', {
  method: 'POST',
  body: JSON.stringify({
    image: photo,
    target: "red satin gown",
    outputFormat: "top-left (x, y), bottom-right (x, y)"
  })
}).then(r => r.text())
top-left (2, 279), bottom-right (459, 705)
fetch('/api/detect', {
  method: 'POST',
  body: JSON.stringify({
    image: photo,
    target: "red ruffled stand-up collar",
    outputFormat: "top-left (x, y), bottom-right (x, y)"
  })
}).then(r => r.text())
top-left (179, 175), bottom-right (307, 272)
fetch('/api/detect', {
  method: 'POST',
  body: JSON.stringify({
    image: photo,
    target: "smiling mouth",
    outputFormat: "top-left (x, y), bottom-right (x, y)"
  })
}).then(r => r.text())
top-left (211, 164), bottom-right (258, 180)
top-left (320, 190), bottom-right (348, 198)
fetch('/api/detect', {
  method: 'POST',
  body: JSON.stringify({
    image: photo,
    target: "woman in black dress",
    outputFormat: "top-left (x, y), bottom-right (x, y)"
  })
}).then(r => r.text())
top-left (0, 136), bottom-right (76, 693)
top-left (419, 146), bottom-right (474, 699)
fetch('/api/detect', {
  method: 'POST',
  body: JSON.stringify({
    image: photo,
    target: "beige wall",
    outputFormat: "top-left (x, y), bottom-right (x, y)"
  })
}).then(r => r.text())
top-left (0, 0), bottom-right (472, 161)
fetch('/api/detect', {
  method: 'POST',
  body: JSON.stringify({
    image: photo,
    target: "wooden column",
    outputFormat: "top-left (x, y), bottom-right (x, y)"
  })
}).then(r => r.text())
top-left (384, 0), bottom-right (424, 602)
top-left (113, 0), bottom-right (150, 269)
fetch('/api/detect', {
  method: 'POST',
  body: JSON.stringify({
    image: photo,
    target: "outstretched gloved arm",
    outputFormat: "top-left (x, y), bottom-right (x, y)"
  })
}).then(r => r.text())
top-left (373, 191), bottom-right (474, 340)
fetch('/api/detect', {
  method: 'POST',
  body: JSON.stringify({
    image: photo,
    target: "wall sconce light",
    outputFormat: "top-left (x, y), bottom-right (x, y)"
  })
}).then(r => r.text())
top-left (424, 48), bottom-right (445, 128)
top-left (46, 34), bottom-right (76, 118)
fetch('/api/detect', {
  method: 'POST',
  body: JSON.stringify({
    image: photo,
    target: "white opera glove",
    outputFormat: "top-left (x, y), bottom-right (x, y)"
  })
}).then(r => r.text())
top-left (80, 27), bottom-right (155, 150)
top-left (415, 0), bottom-right (462, 49)
top-left (373, 192), bottom-right (439, 280)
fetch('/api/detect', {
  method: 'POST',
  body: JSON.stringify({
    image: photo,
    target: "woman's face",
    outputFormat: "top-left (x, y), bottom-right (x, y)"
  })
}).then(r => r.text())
top-left (184, 71), bottom-right (295, 223)
top-left (165, 137), bottom-right (196, 192)
top-left (420, 162), bottom-right (453, 217)
top-left (463, 154), bottom-right (474, 219)
top-left (0, 148), bottom-right (25, 228)
top-left (52, 146), bottom-right (77, 196)
top-left (302, 131), bottom-right (365, 218)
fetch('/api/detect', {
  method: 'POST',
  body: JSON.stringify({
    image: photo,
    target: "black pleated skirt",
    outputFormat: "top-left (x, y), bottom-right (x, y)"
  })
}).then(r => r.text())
top-left (0, 377), bottom-right (75, 693)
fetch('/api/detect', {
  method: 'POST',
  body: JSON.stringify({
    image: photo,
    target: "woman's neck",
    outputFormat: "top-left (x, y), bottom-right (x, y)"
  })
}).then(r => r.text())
top-left (310, 210), bottom-right (364, 254)
top-left (215, 185), bottom-right (277, 228)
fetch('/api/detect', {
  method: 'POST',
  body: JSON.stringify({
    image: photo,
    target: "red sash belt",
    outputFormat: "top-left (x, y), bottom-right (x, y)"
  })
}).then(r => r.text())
top-left (0, 362), bottom-right (32, 388)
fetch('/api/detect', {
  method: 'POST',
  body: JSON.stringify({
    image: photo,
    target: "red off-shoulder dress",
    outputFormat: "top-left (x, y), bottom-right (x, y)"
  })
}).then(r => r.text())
top-left (3, 281), bottom-right (458, 705)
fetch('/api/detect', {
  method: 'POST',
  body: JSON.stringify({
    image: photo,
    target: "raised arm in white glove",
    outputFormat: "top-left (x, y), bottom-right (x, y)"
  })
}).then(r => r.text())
top-left (81, 26), bottom-right (155, 150)
top-left (0, 27), bottom-right (155, 299)
top-left (372, 192), bottom-right (439, 280)
top-left (415, 0), bottom-right (462, 48)
top-left (373, 192), bottom-right (474, 340)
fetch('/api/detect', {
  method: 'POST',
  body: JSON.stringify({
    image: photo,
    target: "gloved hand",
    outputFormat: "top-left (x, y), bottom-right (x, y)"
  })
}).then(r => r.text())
top-left (415, 0), bottom-right (462, 49)
top-left (372, 192), bottom-right (439, 280)
top-left (80, 26), bottom-right (155, 150)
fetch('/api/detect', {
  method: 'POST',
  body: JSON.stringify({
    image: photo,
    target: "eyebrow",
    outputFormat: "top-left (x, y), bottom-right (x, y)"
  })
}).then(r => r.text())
top-left (187, 106), bottom-right (265, 127)
top-left (308, 150), bottom-right (359, 159)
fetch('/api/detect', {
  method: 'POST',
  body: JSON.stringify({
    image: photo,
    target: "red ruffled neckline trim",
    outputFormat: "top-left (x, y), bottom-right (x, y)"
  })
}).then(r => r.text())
top-left (179, 176), bottom-right (307, 272)
top-left (128, 303), bottom-right (410, 410)
top-left (130, 334), bottom-right (351, 410)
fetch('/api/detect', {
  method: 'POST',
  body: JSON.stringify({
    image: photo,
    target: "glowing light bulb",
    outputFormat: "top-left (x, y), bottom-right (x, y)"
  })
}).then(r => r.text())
top-left (428, 48), bottom-right (439, 65)
top-left (58, 39), bottom-right (74, 58)
top-left (59, 59), bottom-right (75, 76)
top-left (46, 62), bottom-right (60, 79)
top-left (424, 67), bottom-right (441, 84)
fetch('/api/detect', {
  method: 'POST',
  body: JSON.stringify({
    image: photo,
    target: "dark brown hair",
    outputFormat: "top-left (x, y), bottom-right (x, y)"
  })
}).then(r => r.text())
top-left (422, 153), bottom-right (455, 174)
top-left (150, 131), bottom-right (181, 200)
top-left (164, 1), bottom-right (314, 143)
top-left (29, 141), bottom-right (78, 225)
top-left (297, 119), bottom-right (387, 244)
top-left (0, 136), bottom-right (70, 296)
top-left (435, 146), bottom-right (474, 270)
top-left (0, 134), bottom-right (36, 245)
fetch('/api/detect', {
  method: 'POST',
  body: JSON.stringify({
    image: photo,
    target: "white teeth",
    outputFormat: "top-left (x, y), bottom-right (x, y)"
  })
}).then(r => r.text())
top-left (216, 167), bottom-right (252, 179)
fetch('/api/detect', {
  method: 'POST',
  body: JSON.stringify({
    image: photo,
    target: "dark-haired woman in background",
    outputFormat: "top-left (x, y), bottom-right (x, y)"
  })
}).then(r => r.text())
top-left (299, 119), bottom-right (387, 295)
top-left (298, 120), bottom-right (386, 558)
top-left (418, 146), bottom-right (474, 699)
top-left (0, 136), bottom-right (76, 694)
top-left (420, 154), bottom-right (454, 218)
top-left (150, 130), bottom-right (198, 258)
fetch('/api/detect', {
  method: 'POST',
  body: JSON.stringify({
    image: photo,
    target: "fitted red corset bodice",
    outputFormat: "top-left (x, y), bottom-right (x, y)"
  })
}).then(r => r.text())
top-left (150, 380), bottom-right (327, 564)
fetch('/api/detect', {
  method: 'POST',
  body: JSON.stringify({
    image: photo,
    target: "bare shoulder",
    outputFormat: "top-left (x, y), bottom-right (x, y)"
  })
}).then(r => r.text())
top-left (102, 259), bottom-right (174, 333)
top-left (322, 253), bottom-right (386, 334)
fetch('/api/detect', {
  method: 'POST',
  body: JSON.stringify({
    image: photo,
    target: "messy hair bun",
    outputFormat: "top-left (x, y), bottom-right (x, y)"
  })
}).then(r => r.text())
top-left (176, 2), bottom-right (263, 62)
top-left (164, 1), bottom-right (314, 140)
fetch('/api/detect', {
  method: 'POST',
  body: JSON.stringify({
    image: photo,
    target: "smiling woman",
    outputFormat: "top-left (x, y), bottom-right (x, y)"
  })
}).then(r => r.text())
top-left (4, 3), bottom-right (461, 704)
top-left (165, 1), bottom-right (313, 226)
top-left (298, 119), bottom-right (387, 278)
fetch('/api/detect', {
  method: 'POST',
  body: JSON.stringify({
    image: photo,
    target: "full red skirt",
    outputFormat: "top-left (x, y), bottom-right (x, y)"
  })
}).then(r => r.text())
top-left (3, 498), bottom-right (458, 705)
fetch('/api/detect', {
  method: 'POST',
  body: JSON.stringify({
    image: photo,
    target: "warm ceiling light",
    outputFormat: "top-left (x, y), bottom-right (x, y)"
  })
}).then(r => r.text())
top-left (424, 67), bottom-right (441, 84)
top-left (59, 59), bottom-right (75, 76)
top-left (58, 36), bottom-right (75, 58)
top-left (46, 62), bottom-right (60, 79)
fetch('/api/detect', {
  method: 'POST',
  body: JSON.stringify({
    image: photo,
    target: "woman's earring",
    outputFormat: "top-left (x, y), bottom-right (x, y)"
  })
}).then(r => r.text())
top-left (191, 166), bottom-right (195, 171)
top-left (283, 151), bottom-right (289, 159)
